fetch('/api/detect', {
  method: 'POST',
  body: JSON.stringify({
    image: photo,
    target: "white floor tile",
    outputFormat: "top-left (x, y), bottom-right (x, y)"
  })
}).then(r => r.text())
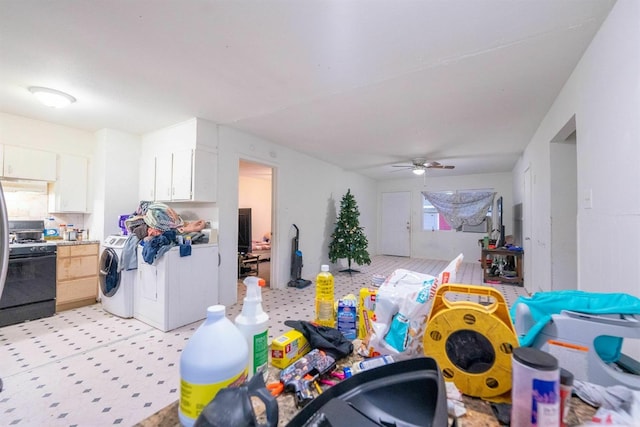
top-left (0, 255), bottom-right (528, 425)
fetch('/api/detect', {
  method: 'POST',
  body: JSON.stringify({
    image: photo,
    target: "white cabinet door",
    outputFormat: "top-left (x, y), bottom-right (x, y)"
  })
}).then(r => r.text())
top-left (154, 153), bottom-right (173, 201)
top-left (48, 154), bottom-right (88, 212)
top-left (4, 145), bottom-right (57, 181)
top-left (146, 149), bottom-right (217, 202)
top-left (171, 149), bottom-right (193, 201)
top-left (138, 155), bottom-right (156, 201)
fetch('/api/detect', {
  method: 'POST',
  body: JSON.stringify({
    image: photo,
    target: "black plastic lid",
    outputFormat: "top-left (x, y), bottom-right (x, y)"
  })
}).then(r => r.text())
top-left (560, 368), bottom-right (574, 385)
top-left (513, 347), bottom-right (558, 371)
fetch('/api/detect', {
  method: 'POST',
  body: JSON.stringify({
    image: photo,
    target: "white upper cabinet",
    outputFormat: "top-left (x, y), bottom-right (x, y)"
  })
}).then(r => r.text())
top-left (154, 149), bottom-right (217, 202)
top-left (141, 118), bottom-right (218, 203)
top-left (3, 145), bottom-right (57, 181)
top-left (48, 154), bottom-right (88, 212)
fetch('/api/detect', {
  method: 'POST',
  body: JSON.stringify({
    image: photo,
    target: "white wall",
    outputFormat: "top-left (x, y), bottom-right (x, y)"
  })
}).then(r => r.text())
top-left (0, 112), bottom-right (94, 156)
top-left (0, 114), bottom-right (147, 242)
top-left (550, 140), bottom-right (577, 291)
top-left (239, 175), bottom-right (272, 242)
top-left (0, 113), bottom-right (97, 229)
top-left (216, 125), bottom-right (377, 305)
top-left (93, 129), bottom-right (142, 239)
top-left (378, 172), bottom-right (512, 263)
top-left (513, 0), bottom-right (640, 299)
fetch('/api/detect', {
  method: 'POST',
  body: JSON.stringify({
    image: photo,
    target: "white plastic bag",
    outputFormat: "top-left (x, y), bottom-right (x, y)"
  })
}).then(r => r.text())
top-left (358, 254), bottom-right (464, 358)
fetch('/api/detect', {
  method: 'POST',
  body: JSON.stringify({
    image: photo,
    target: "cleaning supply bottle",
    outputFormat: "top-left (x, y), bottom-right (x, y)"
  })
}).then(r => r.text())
top-left (234, 276), bottom-right (269, 380)
top-left (179, 305), bottom-right (249, 427)
top-left (315, 264), bottom-right (335, 327)
top-left (44, 217), bottom-right (59, 239)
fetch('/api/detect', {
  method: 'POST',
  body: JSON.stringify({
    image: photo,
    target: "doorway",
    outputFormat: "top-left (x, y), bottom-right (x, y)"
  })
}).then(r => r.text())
top-left (550, 117), bottom-right (578, 291)
top-left (238, 160), bottom-right (274, 286)
top-left (380, 191), bottom-right (411, 256)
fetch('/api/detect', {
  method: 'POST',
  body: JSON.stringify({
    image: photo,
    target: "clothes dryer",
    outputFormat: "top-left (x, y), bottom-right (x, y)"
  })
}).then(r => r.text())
top-left (99, 235), bottom-right (135, 318)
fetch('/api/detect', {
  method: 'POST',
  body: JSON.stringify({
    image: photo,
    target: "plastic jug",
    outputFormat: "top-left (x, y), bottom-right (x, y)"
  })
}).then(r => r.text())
top-left (179, 305), bottom-right (249, 427)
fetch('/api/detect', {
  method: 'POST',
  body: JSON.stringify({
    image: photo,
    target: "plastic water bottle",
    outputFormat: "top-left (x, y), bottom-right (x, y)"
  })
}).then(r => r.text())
top-left (235, 277), bottom-right (269, 380)
top-left (315, 265), bottom-right (335, 327)
top-left (179, 305), bottom-right (249, 427)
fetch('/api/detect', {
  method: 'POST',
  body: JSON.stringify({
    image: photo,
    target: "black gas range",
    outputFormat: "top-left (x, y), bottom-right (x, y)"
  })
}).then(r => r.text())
top-left (0, 220), bottom-right (57, 328)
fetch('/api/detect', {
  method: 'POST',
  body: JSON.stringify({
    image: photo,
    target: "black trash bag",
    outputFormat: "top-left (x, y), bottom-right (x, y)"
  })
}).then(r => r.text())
top-left (284, 320), bottom-right (353, 360)
top-left (194, 373), bottom-right (278, 427)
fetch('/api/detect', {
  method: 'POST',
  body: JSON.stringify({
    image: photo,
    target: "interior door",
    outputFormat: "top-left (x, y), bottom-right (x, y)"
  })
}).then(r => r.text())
top-left (380, 191), bottom-right (411, 257)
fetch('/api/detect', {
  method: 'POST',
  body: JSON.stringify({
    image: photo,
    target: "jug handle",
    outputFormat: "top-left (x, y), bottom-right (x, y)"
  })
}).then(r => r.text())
top-left (251, 385), bottom-right (279, 427)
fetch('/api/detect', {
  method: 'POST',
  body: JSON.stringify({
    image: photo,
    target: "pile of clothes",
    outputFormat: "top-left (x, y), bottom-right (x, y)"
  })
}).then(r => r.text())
top-left (119, 201), bottom-right (206, 270)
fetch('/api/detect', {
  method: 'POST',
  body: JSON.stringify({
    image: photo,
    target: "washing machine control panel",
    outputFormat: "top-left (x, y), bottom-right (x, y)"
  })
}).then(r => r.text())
top-left (104, 235), bottom-right (128, 248)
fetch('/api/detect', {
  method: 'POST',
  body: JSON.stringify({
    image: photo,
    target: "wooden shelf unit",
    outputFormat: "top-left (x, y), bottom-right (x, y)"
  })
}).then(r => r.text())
top-left (481, 248), bottom-right (524, 286)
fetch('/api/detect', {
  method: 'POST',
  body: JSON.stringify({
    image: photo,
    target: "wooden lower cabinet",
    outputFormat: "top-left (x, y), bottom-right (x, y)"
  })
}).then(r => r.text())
top-left (56, 243), bottom-right (99, 311)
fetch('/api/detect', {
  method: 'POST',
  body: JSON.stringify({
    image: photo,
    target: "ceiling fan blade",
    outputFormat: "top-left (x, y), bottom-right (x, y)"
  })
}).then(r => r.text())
top-left (425, 163), bottom-right (455, 169)
top-left (391, 165), bottom-right (412, 168)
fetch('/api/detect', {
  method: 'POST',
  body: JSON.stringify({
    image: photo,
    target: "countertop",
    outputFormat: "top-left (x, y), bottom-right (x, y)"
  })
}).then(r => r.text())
top-left (135, 354), bottom-right (597, 427)
top-left (53, 239), bottom-right (100, 246)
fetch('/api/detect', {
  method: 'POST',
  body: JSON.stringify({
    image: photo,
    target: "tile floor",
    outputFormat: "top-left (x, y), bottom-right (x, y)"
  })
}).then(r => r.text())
top-left (0, 255), bottom-right (528, 426)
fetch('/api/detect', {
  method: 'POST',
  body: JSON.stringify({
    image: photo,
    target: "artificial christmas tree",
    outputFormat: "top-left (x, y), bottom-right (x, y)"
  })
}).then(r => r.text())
top-left (328, 189), bottom-right (371, 273)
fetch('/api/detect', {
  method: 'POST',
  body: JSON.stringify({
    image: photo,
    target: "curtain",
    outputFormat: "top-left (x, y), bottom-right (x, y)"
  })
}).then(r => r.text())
top-left (423, 191), bottom-right (496, 229)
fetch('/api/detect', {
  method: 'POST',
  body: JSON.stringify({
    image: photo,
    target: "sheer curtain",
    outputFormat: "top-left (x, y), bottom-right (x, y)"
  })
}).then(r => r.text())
top-left (423, 191), bottom-right (496, 229)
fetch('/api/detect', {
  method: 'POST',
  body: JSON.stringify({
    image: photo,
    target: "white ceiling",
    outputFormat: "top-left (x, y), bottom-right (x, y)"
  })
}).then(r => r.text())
top-left (0, 1), bottom-right (615, 180)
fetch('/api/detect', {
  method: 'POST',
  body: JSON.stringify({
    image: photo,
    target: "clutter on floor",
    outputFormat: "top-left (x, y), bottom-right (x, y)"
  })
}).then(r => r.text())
top-left (146, 256), bottom-right (640, 426)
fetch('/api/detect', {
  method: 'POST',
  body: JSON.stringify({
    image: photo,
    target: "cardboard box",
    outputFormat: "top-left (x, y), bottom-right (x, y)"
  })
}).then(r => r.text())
top-left (270, 330), bottom-right (310, 369)
top-left (358, 288), bottom-right (378, 339)
top-left (337, 299), bottom-right (357, 340)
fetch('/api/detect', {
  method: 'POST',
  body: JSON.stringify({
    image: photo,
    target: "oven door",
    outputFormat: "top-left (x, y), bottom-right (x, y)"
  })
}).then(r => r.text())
top-left (0, 253), bottom-right (57, 309)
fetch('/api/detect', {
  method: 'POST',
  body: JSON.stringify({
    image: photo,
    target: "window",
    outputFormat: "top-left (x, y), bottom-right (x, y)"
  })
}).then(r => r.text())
top-left (422, 190), bottom-right (495, 232)
top-left (422, 195), bottom-right (453, 231)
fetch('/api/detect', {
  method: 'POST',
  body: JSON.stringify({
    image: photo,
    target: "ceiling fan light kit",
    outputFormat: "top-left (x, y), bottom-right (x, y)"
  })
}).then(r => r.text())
top-left (412, 168), bottom-right (425, 175)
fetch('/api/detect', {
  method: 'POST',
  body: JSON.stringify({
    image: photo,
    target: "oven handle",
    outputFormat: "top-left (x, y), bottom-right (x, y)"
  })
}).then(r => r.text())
top-left (9, 253), bottom-right (57, 262)
top-left (0, 182), bottom-right (9, 299)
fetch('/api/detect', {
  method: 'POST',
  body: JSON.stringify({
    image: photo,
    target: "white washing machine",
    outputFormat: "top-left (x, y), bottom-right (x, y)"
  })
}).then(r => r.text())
top-left (99, 235), bottom-right (135, 318)
top-left (134, 243), bottom-right (218, 331)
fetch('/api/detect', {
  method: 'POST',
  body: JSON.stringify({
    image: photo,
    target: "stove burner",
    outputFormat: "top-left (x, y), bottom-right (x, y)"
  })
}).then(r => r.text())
top-left (14, 239), bottom-right (46, 244)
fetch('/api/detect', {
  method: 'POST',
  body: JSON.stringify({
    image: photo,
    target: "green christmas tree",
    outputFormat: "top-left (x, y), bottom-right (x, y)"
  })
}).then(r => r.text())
top-left (328, 189), bottom-right (371, 273)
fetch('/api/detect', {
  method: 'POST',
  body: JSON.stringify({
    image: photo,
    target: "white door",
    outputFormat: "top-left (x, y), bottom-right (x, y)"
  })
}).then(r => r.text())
top-left (380, 191), bottom-right (411, 256)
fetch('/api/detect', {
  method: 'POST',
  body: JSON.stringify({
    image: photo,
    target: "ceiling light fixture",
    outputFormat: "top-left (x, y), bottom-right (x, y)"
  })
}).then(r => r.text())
top-left (412, 167), bottom-right (425, 176)
top-left (28, 86), bottom-right (76, 108)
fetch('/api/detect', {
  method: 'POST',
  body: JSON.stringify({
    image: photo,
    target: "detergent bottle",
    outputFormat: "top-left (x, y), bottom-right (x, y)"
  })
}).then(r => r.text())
top-left (315, 265), bottom-right (335, 327)
top-left (235, 276), bottom-right (269, 380)
top-left (179, 305), bottom-right (249, 427)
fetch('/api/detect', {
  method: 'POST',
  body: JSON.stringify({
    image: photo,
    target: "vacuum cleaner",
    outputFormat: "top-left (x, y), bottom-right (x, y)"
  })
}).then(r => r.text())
top-left (288, 224), bottom-right (312, 289)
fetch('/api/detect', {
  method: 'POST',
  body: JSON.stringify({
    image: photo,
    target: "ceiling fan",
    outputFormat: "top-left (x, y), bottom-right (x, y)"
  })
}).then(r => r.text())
top-left (392, 158), bottom-right (455, 175)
